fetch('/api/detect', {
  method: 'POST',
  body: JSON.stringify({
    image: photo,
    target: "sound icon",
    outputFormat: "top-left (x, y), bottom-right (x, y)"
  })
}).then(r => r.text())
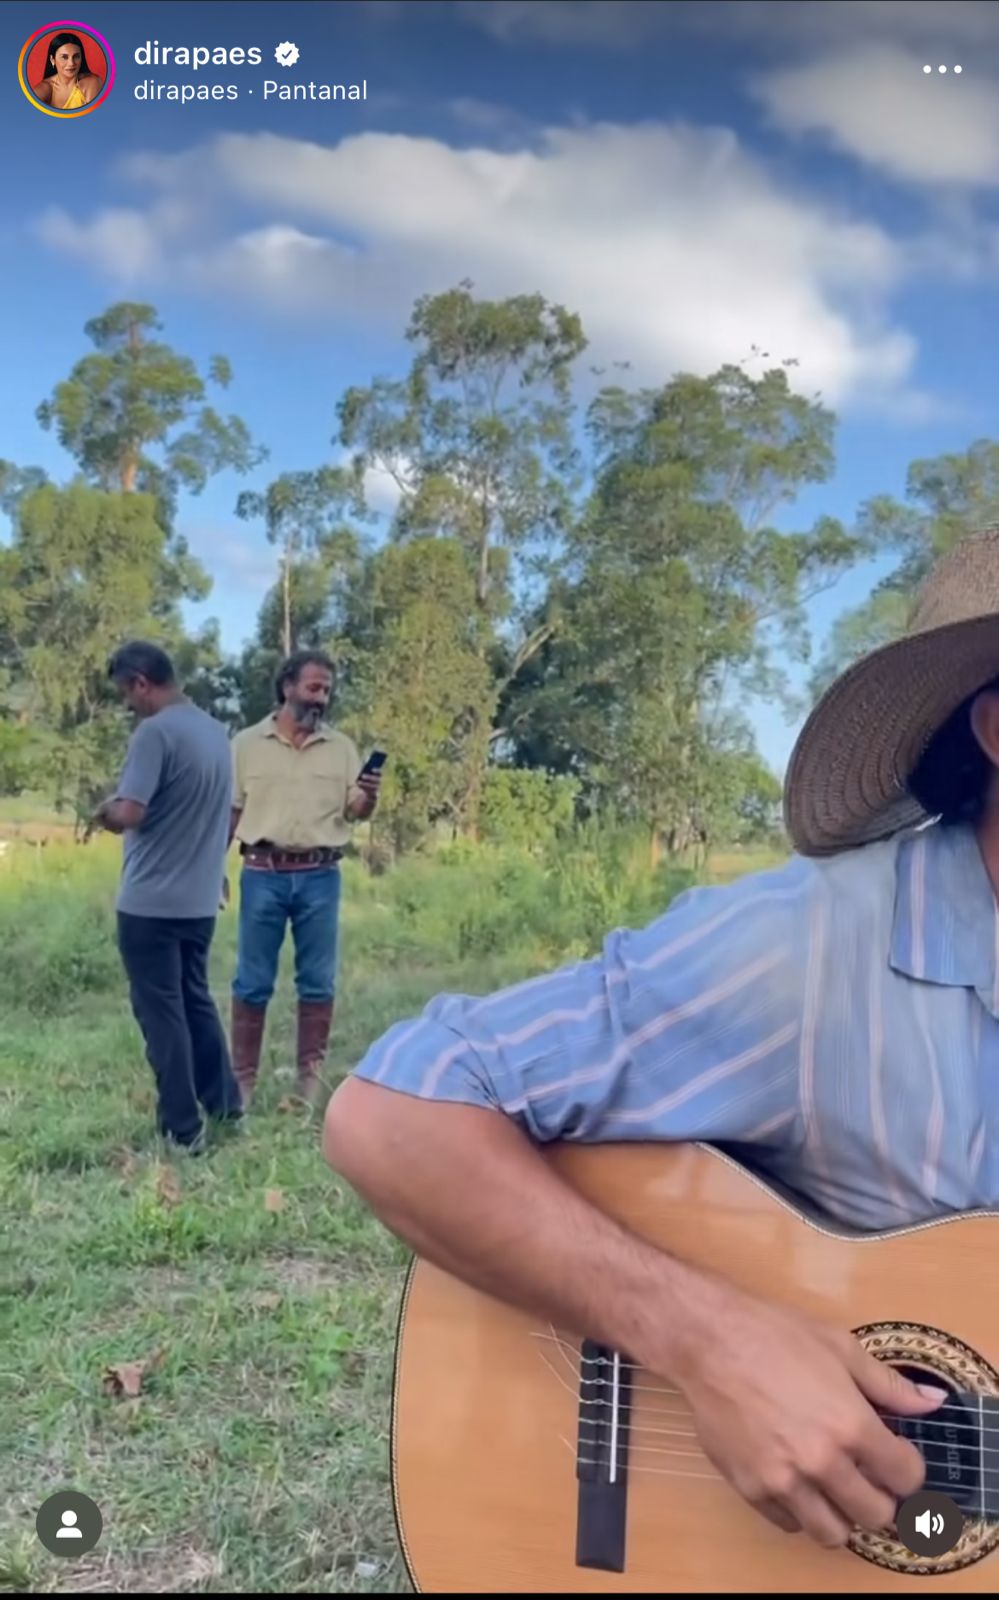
top-left (897, 1491), bottom-right (964, 1557)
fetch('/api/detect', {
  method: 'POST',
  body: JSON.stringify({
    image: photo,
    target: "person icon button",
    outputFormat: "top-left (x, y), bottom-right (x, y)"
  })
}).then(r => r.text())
top-left (36, 1491), bottom-right (102, 1556)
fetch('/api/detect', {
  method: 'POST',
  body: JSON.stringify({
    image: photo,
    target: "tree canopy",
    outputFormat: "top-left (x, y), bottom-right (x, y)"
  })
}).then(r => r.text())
top-left (2, 289), bottom-right (980, 860)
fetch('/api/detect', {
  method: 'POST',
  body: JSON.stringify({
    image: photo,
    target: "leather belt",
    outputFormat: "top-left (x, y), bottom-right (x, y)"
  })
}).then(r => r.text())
top-left (240, 843), bottom-right (343, 871)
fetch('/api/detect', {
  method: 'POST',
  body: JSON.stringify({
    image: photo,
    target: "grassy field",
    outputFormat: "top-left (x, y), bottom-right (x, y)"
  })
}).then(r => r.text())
top-left (0, 831), bottom-right (776, 1593)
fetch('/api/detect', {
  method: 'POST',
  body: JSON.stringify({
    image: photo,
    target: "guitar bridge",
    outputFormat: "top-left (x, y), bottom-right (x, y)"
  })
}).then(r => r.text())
top-left (575, 1339), bottom-right (632, 1572)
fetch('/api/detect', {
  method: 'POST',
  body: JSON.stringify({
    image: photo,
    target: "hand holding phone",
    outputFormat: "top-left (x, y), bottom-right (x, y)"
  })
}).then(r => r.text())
top-left (354, 750), bottom-right (386, 817)
top-left (358, 749), bottom-right (388, 779)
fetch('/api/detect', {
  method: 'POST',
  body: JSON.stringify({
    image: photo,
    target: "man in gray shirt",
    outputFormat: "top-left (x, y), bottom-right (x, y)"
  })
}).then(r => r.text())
top-left (90, 641), bottom-right (242, 1151)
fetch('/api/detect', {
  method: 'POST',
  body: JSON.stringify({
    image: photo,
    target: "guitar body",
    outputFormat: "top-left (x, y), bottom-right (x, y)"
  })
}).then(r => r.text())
top-left (391, 1142), bottom-right (999, 1592)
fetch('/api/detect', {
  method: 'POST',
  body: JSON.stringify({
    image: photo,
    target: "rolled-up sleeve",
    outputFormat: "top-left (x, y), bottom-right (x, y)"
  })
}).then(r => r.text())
top-left (352, 858), bottom-right (817, 1148)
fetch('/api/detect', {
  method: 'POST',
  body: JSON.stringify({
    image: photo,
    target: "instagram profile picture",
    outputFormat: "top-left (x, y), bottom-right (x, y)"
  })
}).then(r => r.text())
top-left (18, 20), bottom-right (115, 116)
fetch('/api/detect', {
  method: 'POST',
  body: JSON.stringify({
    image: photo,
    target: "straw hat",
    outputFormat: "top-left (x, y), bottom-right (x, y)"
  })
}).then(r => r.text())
top-left (784, 526), bottom-right (999, 856)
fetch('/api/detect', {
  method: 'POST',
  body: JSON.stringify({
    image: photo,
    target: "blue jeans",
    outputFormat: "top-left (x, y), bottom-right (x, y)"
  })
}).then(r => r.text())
top-left (233, 867), bottom-right (341, 1007)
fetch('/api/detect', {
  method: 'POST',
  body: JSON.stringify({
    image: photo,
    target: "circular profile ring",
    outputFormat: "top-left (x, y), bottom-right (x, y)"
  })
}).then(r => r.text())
top-left (18, 20), bottom-right (115, 117)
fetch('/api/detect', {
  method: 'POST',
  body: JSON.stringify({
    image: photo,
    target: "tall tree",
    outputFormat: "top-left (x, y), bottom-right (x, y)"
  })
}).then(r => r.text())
top-left (811, 439), bottom-right (999, 695)
top-left (506, 363), bottom-right (858, 859)
top-left (0, 460), bottom-right (47, 516)
top-left (336, 281), bottom-right (587, 831)
top-left (236, 467), bottom-right (365, 657)
top-left (237, 534), bottom-right (367, 729)
top-left (338, 281), bottom-right (585, 609)
top-left (31, 300), bottom-right (265, 710)
top-left (1, 303), bottom-right (263, 815)
top-left (0, 483), bottom-right (176, 821)
top-left (348, 538), bottom-right (495, 855)
top-left (36, 302), bottom-right (264, 514)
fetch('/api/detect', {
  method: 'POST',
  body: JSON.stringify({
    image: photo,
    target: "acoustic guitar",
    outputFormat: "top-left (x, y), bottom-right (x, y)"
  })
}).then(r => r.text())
top-left (389, 1142), bottom-right (999, 1592)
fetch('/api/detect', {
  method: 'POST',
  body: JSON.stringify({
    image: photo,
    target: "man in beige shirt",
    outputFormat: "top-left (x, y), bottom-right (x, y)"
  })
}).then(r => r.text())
top-left (228, 650), bottom-right (381, 1107)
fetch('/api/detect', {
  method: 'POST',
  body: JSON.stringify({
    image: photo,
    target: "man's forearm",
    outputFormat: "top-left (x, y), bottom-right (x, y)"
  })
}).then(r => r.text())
top-left (324, 1079), bottom-right (722, 1377)
top-left (97, 798), bottom-right (141, 834)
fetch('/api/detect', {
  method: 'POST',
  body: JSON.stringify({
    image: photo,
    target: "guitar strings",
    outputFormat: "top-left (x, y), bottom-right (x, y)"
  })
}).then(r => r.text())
top-left (566, 1441), bottom-right (989, 1517)
top-left (575, 1410), bottom-right (999, 1459)
top-left (540, 1344), bottom-right (999, 1468)
top-left (560, 1337), bottom-right (999, 1413)
top-left (533, 1331), bottom-right (999, 1444)
top-left (574, 1423), bottom-right (999, 1476)
top-left (540, 1330), bottom-right (999, 1395)
top-left (534, 1338), bottom-right (999, 1469)
top-left (532, 1331), bottom-right (996, 1527)
top-left (579, 1396), bottom-right (999, 1457)
top-left (538, 1354), bottom-right (993, 1520)
top-left (574, 1436), bottom-right (993, 1501)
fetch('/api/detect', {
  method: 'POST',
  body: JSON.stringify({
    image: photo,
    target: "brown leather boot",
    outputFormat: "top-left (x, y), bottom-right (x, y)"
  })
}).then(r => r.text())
top-left (295, 999), bottom-right (333, 1108)
top-left (231, 999), bottom-right (267, 1106)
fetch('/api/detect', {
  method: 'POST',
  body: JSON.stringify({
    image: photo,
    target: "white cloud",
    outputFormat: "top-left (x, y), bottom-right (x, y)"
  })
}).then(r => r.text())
top-left (330, 445), bottom-right (410, 517)
top-left (38, 121), bottom-right (927, 413)
top-left (197, 224), bottom-right (359, 305)
top-left (362, 464), bottom-right (408, 517)
top-left (33, 192), bottom-right (205, 285)
top-left (753, 46), bottom-right (999, 187)
top-left (35, 206), bottom-right (161, 281)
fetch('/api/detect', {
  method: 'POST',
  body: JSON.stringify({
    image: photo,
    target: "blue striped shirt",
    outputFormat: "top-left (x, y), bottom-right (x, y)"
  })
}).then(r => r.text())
top-left (352, 822), bottom-right (999, 1230)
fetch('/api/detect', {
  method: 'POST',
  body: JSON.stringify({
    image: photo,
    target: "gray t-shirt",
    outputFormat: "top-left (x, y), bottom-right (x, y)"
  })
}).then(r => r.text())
top-left (115, 701), bottom-right (232, 920)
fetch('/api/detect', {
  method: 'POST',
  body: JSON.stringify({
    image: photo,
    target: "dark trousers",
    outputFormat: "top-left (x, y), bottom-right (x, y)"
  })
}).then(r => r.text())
top-left (117, 913), bottom-right (242, 1145)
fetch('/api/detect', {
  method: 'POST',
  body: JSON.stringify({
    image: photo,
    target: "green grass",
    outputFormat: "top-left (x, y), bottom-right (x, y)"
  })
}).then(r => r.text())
top-left (0, 832), bottom-right (774, 1592)
top-left (0, 793), bottom-right (68, 828)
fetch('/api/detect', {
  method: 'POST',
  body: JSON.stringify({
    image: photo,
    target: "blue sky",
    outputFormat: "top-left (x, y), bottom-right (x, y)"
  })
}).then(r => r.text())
top-left (4, 0), bottom-right (999, 772)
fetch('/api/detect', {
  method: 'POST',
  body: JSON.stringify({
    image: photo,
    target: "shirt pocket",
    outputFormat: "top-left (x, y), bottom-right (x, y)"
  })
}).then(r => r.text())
top-left (241, 768), bottom-right (295, 817)
top-left (314, 773), bottom-right (348, 815)
top-left (243, 757), bottom-right (282, 787)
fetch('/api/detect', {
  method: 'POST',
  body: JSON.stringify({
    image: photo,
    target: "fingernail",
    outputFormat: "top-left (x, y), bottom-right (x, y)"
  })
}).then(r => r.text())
top-left (917, 1384), bottom-right (948, 1399)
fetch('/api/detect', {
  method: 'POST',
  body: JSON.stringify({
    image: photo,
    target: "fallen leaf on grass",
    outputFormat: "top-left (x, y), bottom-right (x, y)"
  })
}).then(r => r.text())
top-left (264, 1188), bottom-right (286, 1213)
top-left (155, 1165), bottom-right (182, 1206)
top-left (102, 1349), bottom-right (165, 1399)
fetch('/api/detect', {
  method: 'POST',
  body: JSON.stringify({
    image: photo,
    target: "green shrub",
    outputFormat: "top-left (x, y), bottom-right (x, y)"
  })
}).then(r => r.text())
top-left (0, 829), bottom-right (700, 1014)
top-left (479, 768), bottom-right (579, 852)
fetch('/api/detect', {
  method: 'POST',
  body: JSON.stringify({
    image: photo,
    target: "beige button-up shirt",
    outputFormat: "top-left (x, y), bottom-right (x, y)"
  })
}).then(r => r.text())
top-left (231, 715), bottom-right (363, 850)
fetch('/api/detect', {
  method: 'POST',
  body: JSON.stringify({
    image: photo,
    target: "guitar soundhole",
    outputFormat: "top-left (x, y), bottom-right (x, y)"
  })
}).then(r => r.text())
top-left (892, 1362), bottom-right (957, 1396)
top-left (849, 1323), bottom-right (999, 1575)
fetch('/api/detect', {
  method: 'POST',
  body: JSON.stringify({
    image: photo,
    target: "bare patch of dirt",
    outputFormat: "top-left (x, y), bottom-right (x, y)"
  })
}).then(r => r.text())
top-left (263, 1255), bottom-right (343, 1292)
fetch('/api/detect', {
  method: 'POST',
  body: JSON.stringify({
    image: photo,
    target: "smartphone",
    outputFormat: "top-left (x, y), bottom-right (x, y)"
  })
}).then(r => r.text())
top-left (359, 749), bottom-right (388, 778)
